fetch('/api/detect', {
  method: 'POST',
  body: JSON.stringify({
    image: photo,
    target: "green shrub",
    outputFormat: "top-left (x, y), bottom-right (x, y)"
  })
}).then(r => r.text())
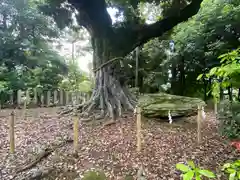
top-left (176, 161), bottom-right (215, 180)
top-left (218, 100), bottom-right (240, 139)
top-left (222, 160), bottom-right (240, 180)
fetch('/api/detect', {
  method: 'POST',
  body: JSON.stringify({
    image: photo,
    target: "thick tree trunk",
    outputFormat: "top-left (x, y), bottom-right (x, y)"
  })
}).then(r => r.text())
top-left (80, 38), bottom-right (136, 121)
top-left (87, 67), bottom-right (136, 119)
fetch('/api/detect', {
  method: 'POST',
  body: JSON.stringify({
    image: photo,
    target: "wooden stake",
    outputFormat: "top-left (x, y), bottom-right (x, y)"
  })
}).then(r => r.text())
top-left (0, 93), bottom-right (1, 109)
top-left (41, 94), bottom-right (44, 108)
top-left (9, 90), bottom-right (13, 107)
top-left (33, 88), bottom-right (38, 105)
top-left (9, 111), bottom-right (15, 153)
top-left (136, 106), bottom-right (142, 152)
top-left (17, 90), bottom-right (22, 108)
top-left (197, 105), bottom-right (202, 144)
top-left (22, 98), bottom-right (27, 119)
top-left (83, 93), bottom-right (86, 103)
top-left (53, 90), bottom-right (58, 106)
top-left (73, 114), bottom-right (79, 153)
top-left (22, 90), bottom-right (29, 119)
top-left (66, 91), bottom-right (69, 105)
top-left (33, 88), bottom-right (39, 117)
top-left (75, 92), bottom-right (79, 105)
top-left (60, 90), bottom-right (63, 105)
top-left (47, 91), bottom-right (51, 107)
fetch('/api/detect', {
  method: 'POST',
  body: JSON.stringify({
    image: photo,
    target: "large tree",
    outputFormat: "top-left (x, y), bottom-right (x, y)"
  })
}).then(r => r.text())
top-left (40, 0), bottom-right (204, 121)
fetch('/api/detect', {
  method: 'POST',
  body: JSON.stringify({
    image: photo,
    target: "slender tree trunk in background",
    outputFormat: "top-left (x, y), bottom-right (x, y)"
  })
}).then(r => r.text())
top-left (220, 86), bottom-right (224, 100)
top-left (203, 78), bottom-right (207, 101)
top-left (82, 38), bottom-right (136, 120)
top-left (135, 47), bottom-right (139, 89)
top-left (179, 56), bottom-right (185, 96)
top-left (138, 73), bottom-right (144, 93)
top-left (227, 85), bottom-right (233, 102)
top-left (202, 58), bottom-right (207, 101)
top-left (171, 64), bottom-right (177, 94)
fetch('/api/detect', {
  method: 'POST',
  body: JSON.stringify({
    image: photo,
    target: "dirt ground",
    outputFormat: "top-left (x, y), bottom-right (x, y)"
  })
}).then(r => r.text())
top-left (0, 108), bottom-right (239, 180)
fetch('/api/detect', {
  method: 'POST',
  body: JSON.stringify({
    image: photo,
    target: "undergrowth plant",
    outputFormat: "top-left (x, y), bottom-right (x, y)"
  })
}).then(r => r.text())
top-left (222, 160), bottom-right (240, 180)
top-left (218, 100), bottom-right (240, 139)
top-left (80, 160), bottom-right (240, 180)
top-left (176, 161), bottom-right (215, 180)
top-left (197, 48), bottom-right (240, 139)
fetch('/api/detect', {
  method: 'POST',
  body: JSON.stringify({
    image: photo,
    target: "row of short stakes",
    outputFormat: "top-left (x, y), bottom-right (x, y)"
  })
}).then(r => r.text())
top-left (8, 110), bottom-right (80, 154)
top-left (135, 104), bottom-right (206, 154)
top-left (7, 105), bottom-right (205, 154)
top-left (0, 89), bottom-right (90, 109)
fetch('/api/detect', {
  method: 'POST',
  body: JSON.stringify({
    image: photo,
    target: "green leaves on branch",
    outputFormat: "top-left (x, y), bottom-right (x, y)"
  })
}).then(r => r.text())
top-left (222, 160), bottom-right (240, 180)
top-left (176, 161), bottom-right (215, 180)
top-left (197, 48), bottom-right (240, 101)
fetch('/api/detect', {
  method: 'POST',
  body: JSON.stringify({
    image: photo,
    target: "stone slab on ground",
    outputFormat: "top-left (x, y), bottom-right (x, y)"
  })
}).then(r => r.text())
top-left (138, 93), bottom-right (206, 118)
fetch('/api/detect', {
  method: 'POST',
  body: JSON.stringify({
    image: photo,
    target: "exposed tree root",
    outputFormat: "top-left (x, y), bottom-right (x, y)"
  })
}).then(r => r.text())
top-left (60, 67), bottom-right (137, 122)
top-left (12, 139), bottom-right (73, 179)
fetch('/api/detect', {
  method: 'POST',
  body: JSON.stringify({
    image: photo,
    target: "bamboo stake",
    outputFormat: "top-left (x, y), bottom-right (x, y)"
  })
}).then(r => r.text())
top-left (9, 111), bottom-right (15, 153)
top-left (136, 106), bottom-right (142, 152)
top-left (197, 105), bottom-right (202, 144)
top-left (73, 114), bottom-right (79, 153)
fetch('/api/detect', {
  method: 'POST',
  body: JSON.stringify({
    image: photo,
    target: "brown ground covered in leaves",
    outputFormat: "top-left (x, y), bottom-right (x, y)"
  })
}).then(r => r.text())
top-left (0, 108), bottom-right (239, 180)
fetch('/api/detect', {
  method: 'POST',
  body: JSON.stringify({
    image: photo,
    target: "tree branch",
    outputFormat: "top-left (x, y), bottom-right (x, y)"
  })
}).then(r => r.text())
top-left (114, 0), bottom-right (204, 56)
top-left (67, 0), bottom-right (203, 57)
top-left (138, 0), bottom-right (203, 45)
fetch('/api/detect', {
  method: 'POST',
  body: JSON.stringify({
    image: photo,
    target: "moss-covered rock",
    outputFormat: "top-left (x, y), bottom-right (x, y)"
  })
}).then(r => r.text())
top-left (138, 93), bottom-right (205, 118)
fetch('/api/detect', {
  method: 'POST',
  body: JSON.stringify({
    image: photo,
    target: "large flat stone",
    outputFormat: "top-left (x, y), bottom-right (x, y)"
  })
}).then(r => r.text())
top-left (138, 93), bottom-right (205, 118)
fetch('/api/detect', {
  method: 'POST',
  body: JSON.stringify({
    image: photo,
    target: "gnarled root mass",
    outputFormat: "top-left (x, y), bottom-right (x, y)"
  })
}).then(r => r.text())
top-left (60, 67), bottom-right (137, 122)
